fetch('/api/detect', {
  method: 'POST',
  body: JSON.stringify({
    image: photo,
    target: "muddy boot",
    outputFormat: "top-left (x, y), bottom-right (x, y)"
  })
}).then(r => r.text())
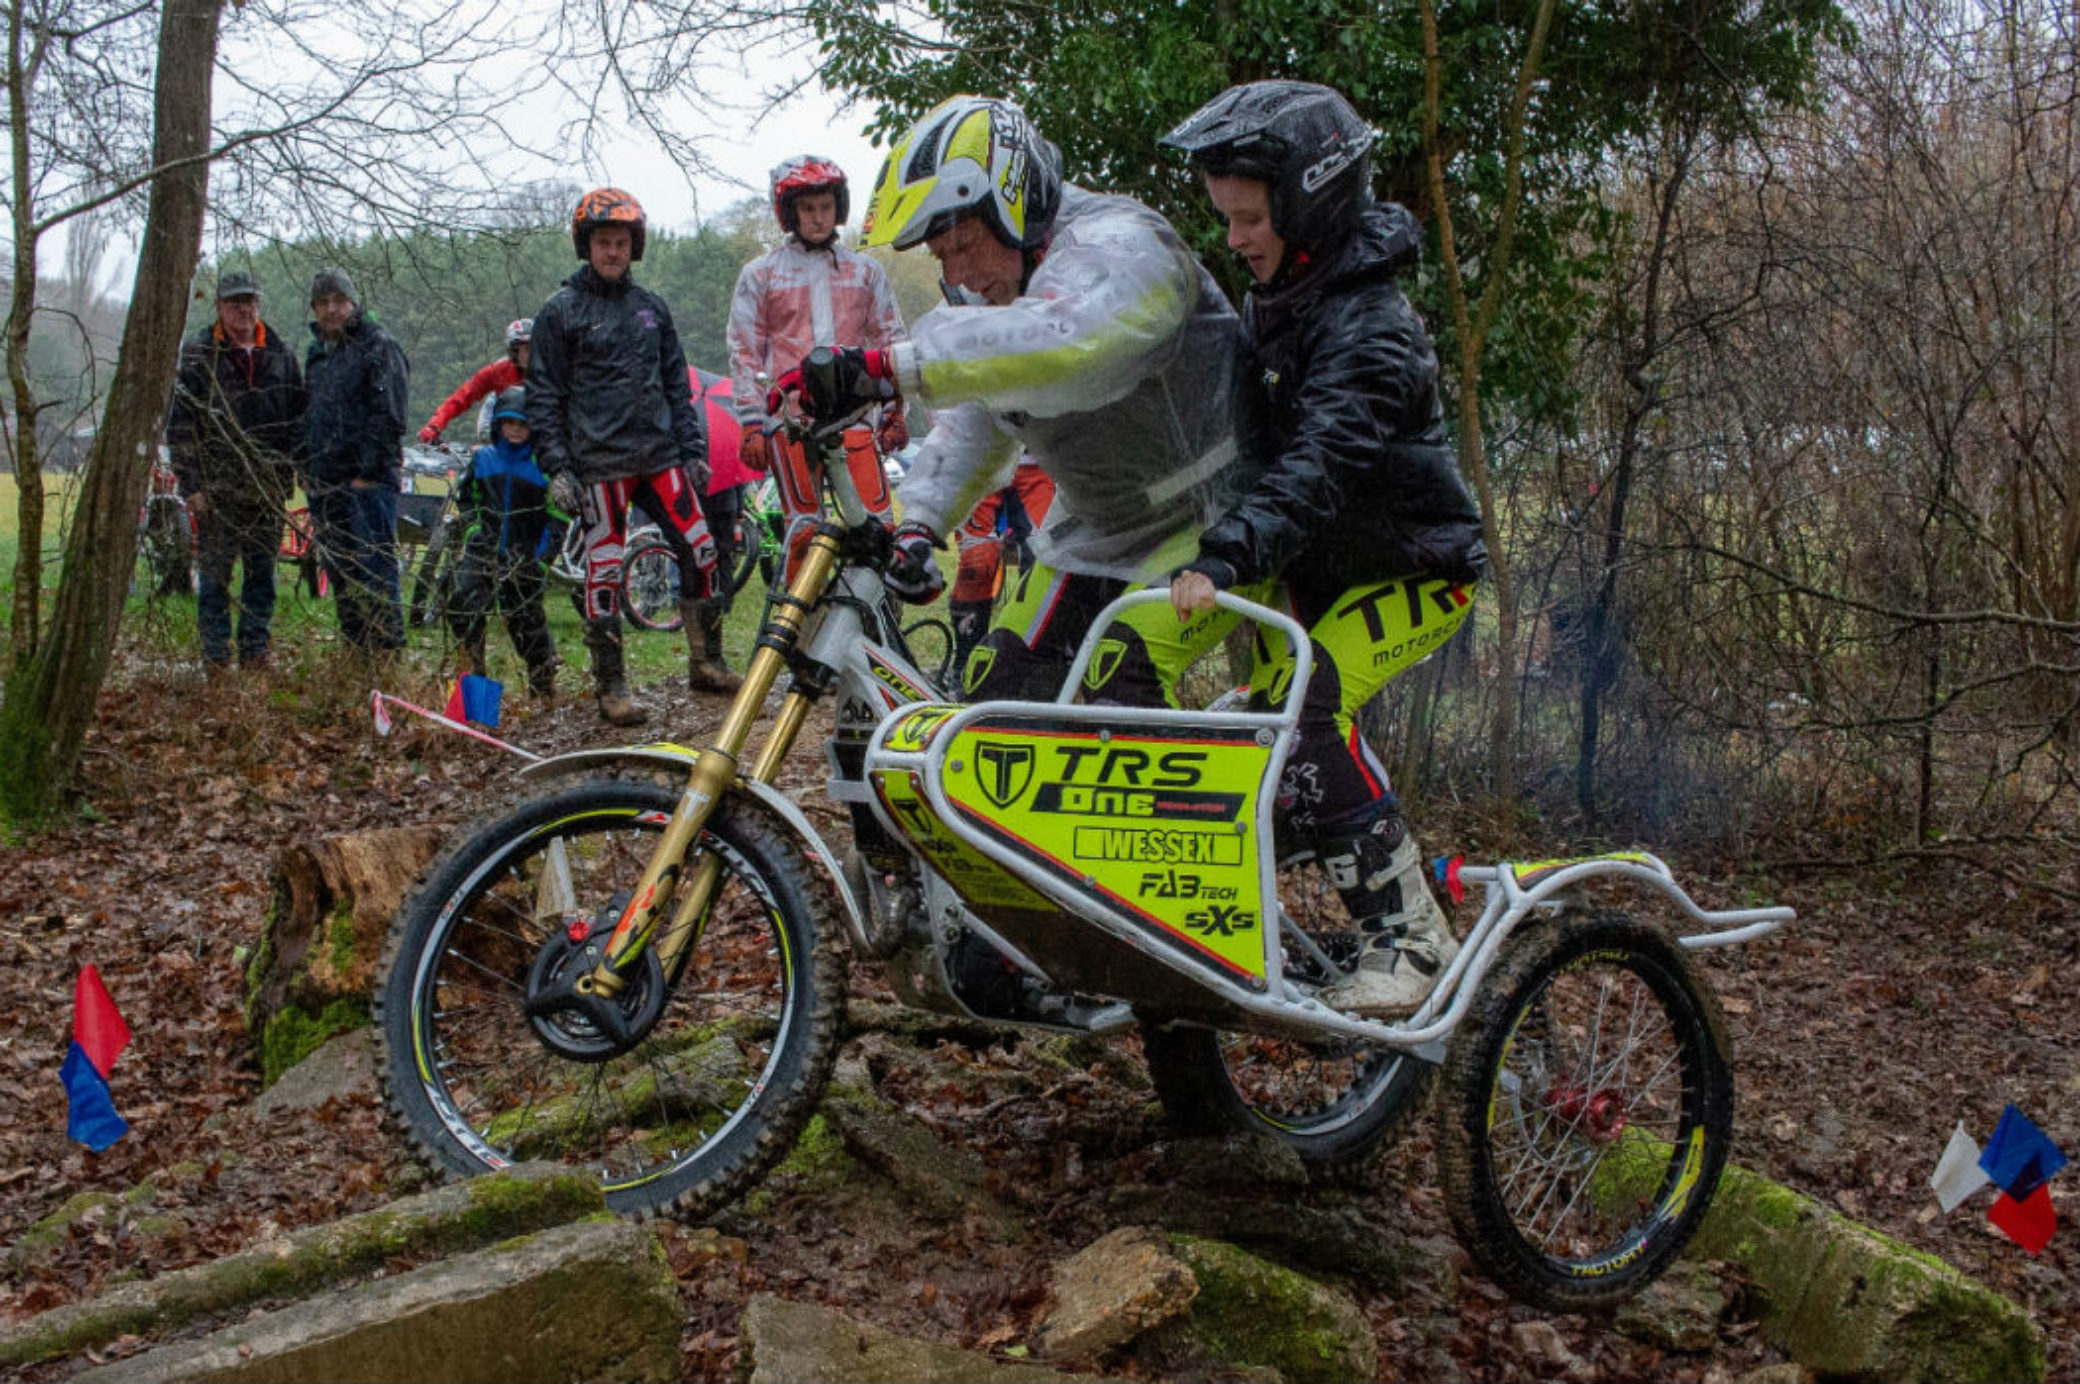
top-left (583, 619), bottom-right (648, 726)
top-left (1316, 813), bottom-right (1458, 1019)
top-left (683, 598), bottom-right (744, 695)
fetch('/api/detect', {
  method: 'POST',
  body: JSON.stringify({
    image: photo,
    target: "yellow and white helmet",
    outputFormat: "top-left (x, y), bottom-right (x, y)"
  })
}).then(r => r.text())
top-left (860, 96), bottom-right (1063, 253)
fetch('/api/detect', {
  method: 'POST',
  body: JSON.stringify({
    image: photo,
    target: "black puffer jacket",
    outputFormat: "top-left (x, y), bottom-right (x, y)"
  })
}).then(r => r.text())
top-left (303, 313), bottom-right (409, 488)
top-left (1195, 205), bottom-right (1486, 591)
top-left (527, 266), bottom-right (704, 485)
top-left (165, 320), bottom-right (305, 513)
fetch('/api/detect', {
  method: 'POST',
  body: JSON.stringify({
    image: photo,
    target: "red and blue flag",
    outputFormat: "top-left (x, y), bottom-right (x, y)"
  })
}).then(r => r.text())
top-left (444, 674), bottom-right (503, 728)
top-left (61, 965), bottom-right (131, 1152)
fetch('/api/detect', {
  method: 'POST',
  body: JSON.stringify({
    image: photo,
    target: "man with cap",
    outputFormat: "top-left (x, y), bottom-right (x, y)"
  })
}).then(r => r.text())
top-left (302, 267), bottom-right (411, 657)
top-left (165, 269), bottom-right (307, 672)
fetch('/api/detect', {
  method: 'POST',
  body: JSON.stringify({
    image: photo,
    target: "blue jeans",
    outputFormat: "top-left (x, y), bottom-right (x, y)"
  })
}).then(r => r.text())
top-left (196, 506), bottom-right (283, 665)
top-left (309, 481), bottom-right (403, 652)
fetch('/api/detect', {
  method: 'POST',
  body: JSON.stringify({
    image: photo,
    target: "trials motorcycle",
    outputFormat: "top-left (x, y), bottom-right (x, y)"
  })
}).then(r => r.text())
top-left (378, 372), bottom-right (1793, 1311)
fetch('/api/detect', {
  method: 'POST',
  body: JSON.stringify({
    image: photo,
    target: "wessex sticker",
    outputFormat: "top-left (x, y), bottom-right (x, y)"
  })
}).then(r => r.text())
top-left (1072, 825), bottom-right (1243, 865)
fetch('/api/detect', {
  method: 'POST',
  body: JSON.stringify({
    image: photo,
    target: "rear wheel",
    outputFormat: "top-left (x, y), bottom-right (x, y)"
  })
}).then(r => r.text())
top-left (1436, 911), bottom-right (1733, 1310)
top-left (378, 777), bottom-right (847, 1218)
top-left (1141, 850), bottom-right (1434, 1176)
top-left (621, 541), bottom-right (683, 631)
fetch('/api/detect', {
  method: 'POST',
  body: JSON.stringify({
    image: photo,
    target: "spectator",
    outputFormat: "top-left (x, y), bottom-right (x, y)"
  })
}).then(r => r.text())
top-left (165, 269), bottom-right (306, 673)
top-left (445, 386), bottom-right (559, 699)
top-left (302, 267), bottom-right (410, 659)
top-left (418, 319), bottom-right (531, 445)
top-left (529, 186), bottom-right (733, 725)
top-left (728, 156), bottom-right (907, 582)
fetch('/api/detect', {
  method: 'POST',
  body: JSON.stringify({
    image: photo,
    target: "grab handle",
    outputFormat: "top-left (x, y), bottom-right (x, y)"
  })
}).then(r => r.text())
top-left (1060, 588), bottom-right (1313, 726)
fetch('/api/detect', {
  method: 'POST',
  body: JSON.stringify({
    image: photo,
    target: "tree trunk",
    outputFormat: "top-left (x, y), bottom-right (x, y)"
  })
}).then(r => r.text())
top-left (5, 0), bottom-right (48, 671)
top-left (0, 0), bottom-right (222, 822)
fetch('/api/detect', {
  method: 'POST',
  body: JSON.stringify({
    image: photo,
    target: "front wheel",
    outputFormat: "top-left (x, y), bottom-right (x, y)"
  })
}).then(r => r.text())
top-left (377, 777), bottom-right (847, 1218)
top-left (620, 541), bottom-right (683, 631)
top-left (1436, 911), bottom-right (1733, 1311)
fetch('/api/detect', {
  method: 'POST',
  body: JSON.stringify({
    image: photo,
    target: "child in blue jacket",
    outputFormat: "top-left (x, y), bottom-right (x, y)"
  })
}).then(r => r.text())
top-left (446, 387), bottom-right (559, 697)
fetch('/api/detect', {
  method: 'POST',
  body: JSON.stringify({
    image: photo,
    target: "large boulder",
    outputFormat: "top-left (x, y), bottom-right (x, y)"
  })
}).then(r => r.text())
top-left (1140, 1235), bottom-right (1377, 1384)
top-left (246, 825), bottom-right (446, 1085)
top-left (72, 1217), bottom-right (679, 1384)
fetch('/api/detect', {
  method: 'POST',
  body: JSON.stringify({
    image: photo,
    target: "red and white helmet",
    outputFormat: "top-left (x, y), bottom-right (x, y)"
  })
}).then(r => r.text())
top-left (505, 318), bottom-right (533, 358)
top-left (769, 156), bottom-right (850, 236)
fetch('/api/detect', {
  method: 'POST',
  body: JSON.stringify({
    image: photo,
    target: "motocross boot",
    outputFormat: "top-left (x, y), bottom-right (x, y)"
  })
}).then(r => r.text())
top-left (683, 598), bottom-right (744, 695)
top-left (583, 619), bottom-right (648, 727)
top-left (1316, 812), bottom-right (1459, 1019)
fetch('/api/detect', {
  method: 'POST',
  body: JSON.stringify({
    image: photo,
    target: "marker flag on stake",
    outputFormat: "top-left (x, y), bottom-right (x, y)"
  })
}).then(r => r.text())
top-left (1930, 1122), bottom-right (1991, 1213)
top-left (61, 966), bottom-right (131, 1151)
top-left (370, 690), bottom-right (394, 736)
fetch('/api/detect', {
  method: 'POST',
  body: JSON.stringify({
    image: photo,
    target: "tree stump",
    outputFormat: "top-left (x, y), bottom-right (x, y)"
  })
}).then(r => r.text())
top-left (248, 826), bottom-right (448, 1086)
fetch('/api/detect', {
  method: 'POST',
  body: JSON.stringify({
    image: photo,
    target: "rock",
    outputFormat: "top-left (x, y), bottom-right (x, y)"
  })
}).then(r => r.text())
top-left (822, 1094), bottom-right (1021, 1232)
top-left (1139, 1235), bottom-right (1376, 1384)
top-left (5, 1172), bottom-right (195, 1278)
top-left (247, 825), bottom-right (447, 1086)
top-left (739, 1295), bottom-right (1097, 1384)
top-left (1104, 1183), bottom-right (1426, 1290)
top-left (1613, 1261), bottom-right (1727, 1352)
top-left (72, 1217), bottom-right (678, 1384)
top-left (1033, 1226), bottom-right (1198, 1362)
top-left (0, 1162), bottom-right (602, 1370)
top-left (1736, 1363), bottom-right (1810, 1384)
top-left (1510, 1319), bottom-right (1590, 1379)
top-left (1685, 1162), bottom-right (2045, 1382)
top-left (248, 1028), bottom-right (377, 1118)
top-left (1161, 1133), bottom-right (1311, 1192)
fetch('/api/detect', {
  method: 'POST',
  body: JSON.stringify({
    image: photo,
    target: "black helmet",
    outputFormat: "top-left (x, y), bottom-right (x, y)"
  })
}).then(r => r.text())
top-left (1161, 81), bottom-right (1373, 254)
top-left (493, 386), bottom-right (527, 423)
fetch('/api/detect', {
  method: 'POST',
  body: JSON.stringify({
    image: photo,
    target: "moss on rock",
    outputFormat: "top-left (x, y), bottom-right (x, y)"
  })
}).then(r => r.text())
top-left (257, 997), bottom-right (368, 1089)
top-left (1146, 1235), bottom-right (1375, 1384)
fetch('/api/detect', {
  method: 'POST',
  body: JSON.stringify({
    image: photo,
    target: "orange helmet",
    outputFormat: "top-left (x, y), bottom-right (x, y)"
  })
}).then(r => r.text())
top-left (571, 187), bottom-right (647, 262)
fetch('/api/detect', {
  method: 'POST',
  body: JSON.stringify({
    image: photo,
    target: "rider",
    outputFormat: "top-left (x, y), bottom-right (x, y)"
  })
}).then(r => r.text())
top-left (445, 385), bottom-right (559, 699)
top-left (727, 155), bottom-right (907, 582)
top-left (782, 95), bottom-right (1241, 702)
top-left (1145, 80), bottom-right (1488, 1017)
top-left (419, 319), bottom-right (531, 445)
top-left (529, 186), bottom-right (736, 725)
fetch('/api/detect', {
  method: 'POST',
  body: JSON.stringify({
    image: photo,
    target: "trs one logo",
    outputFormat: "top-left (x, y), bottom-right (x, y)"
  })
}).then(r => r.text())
top-left (976, 742), bottom-right (1037, 808)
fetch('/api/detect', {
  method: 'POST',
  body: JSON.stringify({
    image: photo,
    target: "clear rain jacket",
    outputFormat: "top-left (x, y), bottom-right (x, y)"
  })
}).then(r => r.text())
top-left (890, 186), bottom-right (1241, 581)
top-left (727, 235), bottom-right (906, 427)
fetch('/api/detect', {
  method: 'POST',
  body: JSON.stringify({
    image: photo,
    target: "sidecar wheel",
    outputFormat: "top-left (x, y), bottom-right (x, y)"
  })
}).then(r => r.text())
top-left (1436, 911), bottom-right (1733, 1310)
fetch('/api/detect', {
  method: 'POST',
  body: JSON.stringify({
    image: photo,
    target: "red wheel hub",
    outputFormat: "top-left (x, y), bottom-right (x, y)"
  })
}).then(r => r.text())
top-left (1544, 1080), bottom-right (1628, 1142)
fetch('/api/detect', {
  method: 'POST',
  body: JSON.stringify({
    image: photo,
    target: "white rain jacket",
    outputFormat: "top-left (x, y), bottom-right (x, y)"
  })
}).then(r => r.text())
top-left (891, 187), bottom-right (1241, 581)
top-left (727, 236), bottom-right (906, 426)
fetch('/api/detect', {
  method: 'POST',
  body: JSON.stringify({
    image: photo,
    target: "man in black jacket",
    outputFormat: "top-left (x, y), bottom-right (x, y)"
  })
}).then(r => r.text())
top-left (529, 187), bottom-right (730, 726)
top-left (302, 267), bottom-right (410, 657)
top-left (1136, 81), bottom-right (1488, 1018)
top-left (166, 270), bottom-right (306, 671)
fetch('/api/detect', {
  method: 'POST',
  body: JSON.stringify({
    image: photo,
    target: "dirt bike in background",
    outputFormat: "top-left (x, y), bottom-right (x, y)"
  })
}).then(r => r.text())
top-left (379, 360), bottom-right (1794, 1313)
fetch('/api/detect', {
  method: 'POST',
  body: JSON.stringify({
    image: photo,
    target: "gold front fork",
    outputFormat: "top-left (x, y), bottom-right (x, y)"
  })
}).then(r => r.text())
top-left (579, 531), bottom-right (843, 997)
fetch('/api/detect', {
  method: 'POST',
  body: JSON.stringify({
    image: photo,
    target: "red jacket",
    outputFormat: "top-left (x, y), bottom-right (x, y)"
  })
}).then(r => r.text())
top-left (693, 368), bottom-right (753, 493)
top-left (424, 358), bottom-right (520, 436)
